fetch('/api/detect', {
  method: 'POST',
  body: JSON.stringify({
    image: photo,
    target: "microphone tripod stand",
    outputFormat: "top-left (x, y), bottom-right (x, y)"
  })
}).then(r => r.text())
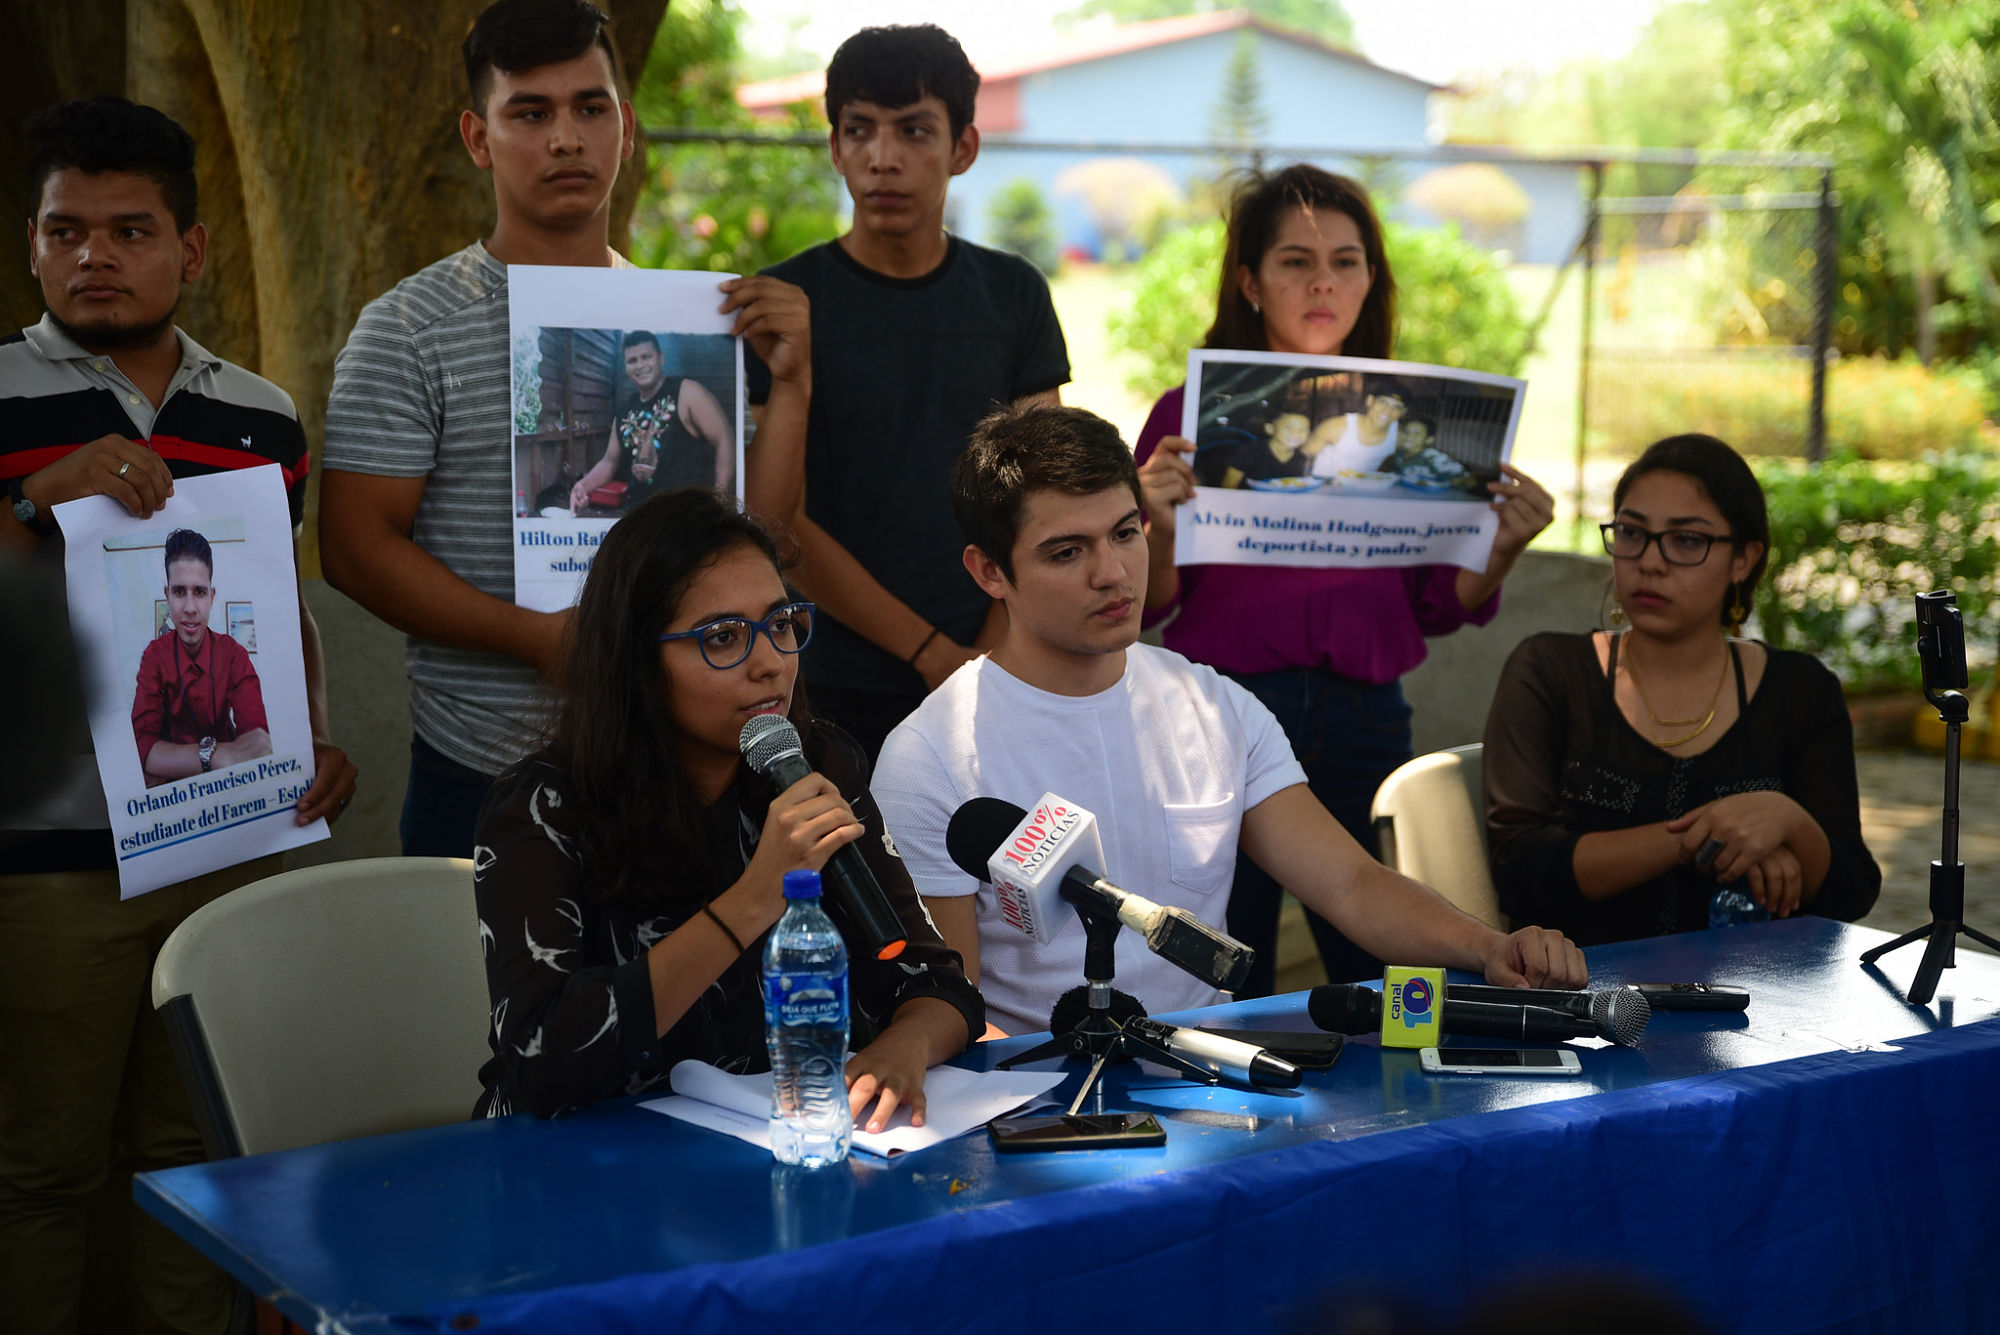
top-left (1861, 593), bottom-right (1999, 1005)
top-left (992, 901), bottom-right (1226, 1147)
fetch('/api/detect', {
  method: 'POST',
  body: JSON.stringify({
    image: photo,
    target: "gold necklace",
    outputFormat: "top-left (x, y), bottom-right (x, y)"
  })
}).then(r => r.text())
top-left (1623, 633), bottom-right (1729, 748)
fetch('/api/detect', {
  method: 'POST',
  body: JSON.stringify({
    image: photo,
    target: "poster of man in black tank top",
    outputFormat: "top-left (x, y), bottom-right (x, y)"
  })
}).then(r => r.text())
top-left (569, 330), bottom-right (734, 513)
top-left (506, 265), bottom-right (744, 613)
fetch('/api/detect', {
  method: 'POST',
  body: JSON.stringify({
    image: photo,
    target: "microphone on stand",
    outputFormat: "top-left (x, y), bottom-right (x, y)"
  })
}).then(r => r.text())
top-left (945, 795), bottom-right (1254, 992)
top-left (1307, 982), bottom-right (1650, 1047)
top-left (739, 715), bottom-right (907, 961)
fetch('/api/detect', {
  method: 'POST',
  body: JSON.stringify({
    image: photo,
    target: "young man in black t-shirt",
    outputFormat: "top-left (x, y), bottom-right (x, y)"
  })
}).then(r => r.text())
top-left (748, 24), bottom-right (1070, 760)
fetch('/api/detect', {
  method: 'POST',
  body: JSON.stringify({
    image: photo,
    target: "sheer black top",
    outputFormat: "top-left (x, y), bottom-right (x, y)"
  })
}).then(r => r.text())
top-left (1483, 632), bottom-right (1881, 946)
top-left (471, 727), bottom-right (984, 1119)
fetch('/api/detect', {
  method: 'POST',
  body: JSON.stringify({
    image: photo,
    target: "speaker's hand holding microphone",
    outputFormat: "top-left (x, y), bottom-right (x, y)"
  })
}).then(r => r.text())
top-left (1482, 924), bottom-right (1590, 991)
top-left (740, 768), bottom-right (867, 913)
top-left (741, 716), bottom-right (909, 961)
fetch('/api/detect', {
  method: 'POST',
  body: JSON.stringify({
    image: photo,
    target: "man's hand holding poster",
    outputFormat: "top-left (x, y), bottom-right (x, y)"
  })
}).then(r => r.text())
top-left (509, 265), bottom-right (745, 613)
top-left (56, 465), bottom-right (327, 898)
top-left (1173, 351), bottom-right (1527, 572)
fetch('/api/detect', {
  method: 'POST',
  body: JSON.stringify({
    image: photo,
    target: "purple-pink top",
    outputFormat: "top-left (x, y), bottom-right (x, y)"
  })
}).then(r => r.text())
top-left (1135, 385), bottom-right (1499, 683)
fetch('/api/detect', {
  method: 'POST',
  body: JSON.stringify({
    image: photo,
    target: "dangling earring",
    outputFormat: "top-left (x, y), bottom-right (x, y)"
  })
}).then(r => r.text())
top-left (1608, 602), bottom-right (1628, 629)
top-left (1726, 585), bottom-right (1749, 636)
top-left (1250, 300), bottom-right (1261, 314)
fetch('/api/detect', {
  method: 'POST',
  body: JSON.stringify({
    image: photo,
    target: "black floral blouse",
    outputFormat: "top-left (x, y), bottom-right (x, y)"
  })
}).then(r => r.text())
top-left (471, 727), bottom-right (984, 1118)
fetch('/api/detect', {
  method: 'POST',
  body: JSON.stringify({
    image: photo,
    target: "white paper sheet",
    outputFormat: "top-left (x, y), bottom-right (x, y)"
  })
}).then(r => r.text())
top-left (641, 1060), bottom-right (1065, 1158)
top-left (1173, 351), bottom-right (1527, 573)
top-left (55, 466), bottom-right (328, 897)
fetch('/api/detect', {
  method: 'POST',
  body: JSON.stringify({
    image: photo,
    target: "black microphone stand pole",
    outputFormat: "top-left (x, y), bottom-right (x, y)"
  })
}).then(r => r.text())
top-left (995, 900), bottom-right (1221, 1135)
top-left (1860, 653), bottom-right (2000, 1004)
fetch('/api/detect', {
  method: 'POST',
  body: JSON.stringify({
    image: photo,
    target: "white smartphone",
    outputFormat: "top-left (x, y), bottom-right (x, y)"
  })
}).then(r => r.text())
top-left (1418, 1047), bottom-right (1583, 1076)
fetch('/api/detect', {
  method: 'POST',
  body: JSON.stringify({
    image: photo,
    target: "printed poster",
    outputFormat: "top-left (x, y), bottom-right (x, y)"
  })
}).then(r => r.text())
top-left (1175, 351), bottom-right (1527, 572)
top-left (509, 265), bottom-right (745, 612)
top-left (55, 466), bottom-right (328, 898)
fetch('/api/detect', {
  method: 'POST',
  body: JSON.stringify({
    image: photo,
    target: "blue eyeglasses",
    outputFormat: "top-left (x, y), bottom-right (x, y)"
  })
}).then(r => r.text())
top-left (658, 602), bottom-right (816, 669)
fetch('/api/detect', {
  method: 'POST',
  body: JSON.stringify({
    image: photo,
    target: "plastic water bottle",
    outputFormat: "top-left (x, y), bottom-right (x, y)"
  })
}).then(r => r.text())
top-left (1709, 884), bottom-right (1770, 928)
top-left (765, 870), bottom-right (851, 1167)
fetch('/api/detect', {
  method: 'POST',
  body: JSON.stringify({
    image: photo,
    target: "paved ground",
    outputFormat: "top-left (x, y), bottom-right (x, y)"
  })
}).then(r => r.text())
top-left (1854, 749), bottom-right (2000, 957)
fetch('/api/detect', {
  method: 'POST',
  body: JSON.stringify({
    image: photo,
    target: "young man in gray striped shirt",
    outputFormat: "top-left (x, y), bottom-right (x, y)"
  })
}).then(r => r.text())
top-left (321, 0), bottom-right (810, 856)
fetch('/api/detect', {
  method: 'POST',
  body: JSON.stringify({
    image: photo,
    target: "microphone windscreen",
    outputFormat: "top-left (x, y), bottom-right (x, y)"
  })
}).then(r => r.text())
top-left (945, 797), bottom-right (1029, 882)
top-left (1593, 987), bottom-right (1652, 1046)
top-left (739, 713), bottom-right (802, 773)
top-left (1306, 984), bottom-right (1379, 1035)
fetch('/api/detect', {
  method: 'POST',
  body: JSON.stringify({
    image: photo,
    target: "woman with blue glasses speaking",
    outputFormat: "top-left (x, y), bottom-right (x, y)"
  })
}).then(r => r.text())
top-left (1481, 434), bottom-right (1880, 945)
top-left (469, 488), bottom-right (980, 1123)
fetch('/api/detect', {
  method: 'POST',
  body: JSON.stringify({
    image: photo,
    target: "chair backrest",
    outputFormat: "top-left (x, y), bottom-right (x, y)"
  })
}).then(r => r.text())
top-left (1371, 744), bottom-right (1507, 930)
top-left (152, 857), bottom-right (488, 1158)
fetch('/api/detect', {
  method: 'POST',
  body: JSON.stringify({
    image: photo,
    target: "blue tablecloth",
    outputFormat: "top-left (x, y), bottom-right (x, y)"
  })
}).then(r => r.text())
top-left (136, 919), bottom-right (2000, 1334)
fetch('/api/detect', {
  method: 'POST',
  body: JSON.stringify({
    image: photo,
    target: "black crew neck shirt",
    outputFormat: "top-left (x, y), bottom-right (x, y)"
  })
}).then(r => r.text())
top-left (747, 236), bottom-right (1070, 695)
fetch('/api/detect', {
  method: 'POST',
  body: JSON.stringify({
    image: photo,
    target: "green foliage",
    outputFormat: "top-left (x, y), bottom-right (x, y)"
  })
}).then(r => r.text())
top-left (1211, 31), bottom-right (1269, 146)
top-left (1385, 221), bottom-right (1529, 375)
top-left (1753, 450), bottom-right (2000, 691)
top-left (1703, 0), bottom-right (2000, 365)
top-left (1059, 0), bottom-right (1356, 48)
top-left (988, 180), bottom-right (1062, 277)
top-left (627, 0), bottom-right (841, 274)
top-left (1593, 355), bottom-right (1993, 462)
top-left (1107, 218), bottom-right (1530, 398)
top-left (1444, 4), bottom-right (1730, 198)
top-left (1108, 220), bottom-right (1226, 398)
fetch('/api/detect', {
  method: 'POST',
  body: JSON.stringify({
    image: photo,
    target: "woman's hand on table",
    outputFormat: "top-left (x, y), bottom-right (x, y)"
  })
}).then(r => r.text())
top-left (846, 1027), bottom-right (933, 1133)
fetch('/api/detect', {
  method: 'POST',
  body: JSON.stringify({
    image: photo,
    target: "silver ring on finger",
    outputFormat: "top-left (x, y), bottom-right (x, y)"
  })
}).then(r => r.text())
top-left (117, 460), bottom-right (132, 478)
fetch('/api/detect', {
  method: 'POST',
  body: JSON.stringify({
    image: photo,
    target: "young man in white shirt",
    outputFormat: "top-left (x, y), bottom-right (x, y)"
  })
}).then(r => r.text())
top-left (871, 404), bottom-right (1587, 1035)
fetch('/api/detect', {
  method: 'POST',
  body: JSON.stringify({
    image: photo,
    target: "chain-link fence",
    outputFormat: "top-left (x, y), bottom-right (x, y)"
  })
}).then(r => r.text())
top-left (1571, 161), bottom-right (1838, 541)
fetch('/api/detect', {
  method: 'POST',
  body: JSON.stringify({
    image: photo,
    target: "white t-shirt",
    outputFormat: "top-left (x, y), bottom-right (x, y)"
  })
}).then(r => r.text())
top-left (1310, 413), bottom-right (1398, 477)
top-left (872, 645), bottom-right (1308, 1034)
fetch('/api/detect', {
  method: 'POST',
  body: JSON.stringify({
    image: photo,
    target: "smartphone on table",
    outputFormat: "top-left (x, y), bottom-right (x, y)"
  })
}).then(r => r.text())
top-left (1418, 1047), bottom-right (1582, 1076)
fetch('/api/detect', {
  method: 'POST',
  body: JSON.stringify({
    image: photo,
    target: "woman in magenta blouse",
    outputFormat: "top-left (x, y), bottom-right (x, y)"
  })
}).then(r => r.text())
top-left (1135, 165), bottom-right (1556, 990)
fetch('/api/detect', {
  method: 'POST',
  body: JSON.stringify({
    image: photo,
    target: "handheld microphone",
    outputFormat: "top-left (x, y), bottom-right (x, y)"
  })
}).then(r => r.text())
top-left (1447, 983), bottom-right (1652, 1033)
top-left (739, 715), bottom-right (907, 961)
top-left (945, 795), bottom-right (1254, 993)
top-left (1307, 983), bottom-right (1649, 1047)
top-left (1124, 1017), bottom-right (1302, 1088)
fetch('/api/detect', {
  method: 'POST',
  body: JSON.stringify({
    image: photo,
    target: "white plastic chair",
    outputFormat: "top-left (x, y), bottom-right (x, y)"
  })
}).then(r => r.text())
top-left (1371, 743), bottom-right (1508, 930)
top-left (152, 857), bottom-right (489, 1158)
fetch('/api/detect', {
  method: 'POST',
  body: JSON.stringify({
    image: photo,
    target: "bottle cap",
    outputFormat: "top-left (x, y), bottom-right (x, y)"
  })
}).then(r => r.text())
top-left (782, 870), bottom-right (822, 900)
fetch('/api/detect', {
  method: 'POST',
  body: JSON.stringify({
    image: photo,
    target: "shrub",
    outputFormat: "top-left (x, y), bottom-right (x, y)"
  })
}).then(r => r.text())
top-left (1591, 354), bottom-right (1992, 460)
top-left (1107, 218), bottom-right (1530, 399)
top-left (988, 179), bottom-right (1061, 277)
top-left (1752, 449), bottom-right (2000, 692)
top-left (1054, 157), bottom-right (1185, 262)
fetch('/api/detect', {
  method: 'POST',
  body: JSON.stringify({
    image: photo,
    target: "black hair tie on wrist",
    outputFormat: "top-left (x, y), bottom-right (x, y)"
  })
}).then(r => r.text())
top-left (701, 901), bottom-right (746, 954)
top-left (907, 626), bottom-right (942, 665)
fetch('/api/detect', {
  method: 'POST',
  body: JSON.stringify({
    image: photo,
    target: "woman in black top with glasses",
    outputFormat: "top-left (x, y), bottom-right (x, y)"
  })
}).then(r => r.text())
top-left (471, 489), bottom-right (982, 1122)
top-left (1482, 434), bottom-right (1880, 946)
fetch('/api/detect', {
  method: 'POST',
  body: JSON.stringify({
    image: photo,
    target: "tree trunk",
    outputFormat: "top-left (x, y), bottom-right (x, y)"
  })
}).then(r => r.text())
top-left (6, 0), bottom-right (670, 564)
top-left (1914, 266), bottom-right (1937, 367)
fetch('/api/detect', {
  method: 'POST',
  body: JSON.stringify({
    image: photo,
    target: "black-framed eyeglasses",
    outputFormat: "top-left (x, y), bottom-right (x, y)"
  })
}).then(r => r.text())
top-left (1600, 522), bottom-right (1737, 567)
top-left (658, 601), bottom-right (815, 669)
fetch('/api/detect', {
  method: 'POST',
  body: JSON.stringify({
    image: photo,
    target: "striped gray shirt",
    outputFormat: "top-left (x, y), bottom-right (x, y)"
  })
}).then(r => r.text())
top-left (326, 242), bottom-right (597, 776)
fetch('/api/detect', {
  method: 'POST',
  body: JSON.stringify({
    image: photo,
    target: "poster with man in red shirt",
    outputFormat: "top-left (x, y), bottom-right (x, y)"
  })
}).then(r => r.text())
top-left (132, 526), bottom-right (273, 787)
top-left (58, 464), bottom-right (327, 896)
